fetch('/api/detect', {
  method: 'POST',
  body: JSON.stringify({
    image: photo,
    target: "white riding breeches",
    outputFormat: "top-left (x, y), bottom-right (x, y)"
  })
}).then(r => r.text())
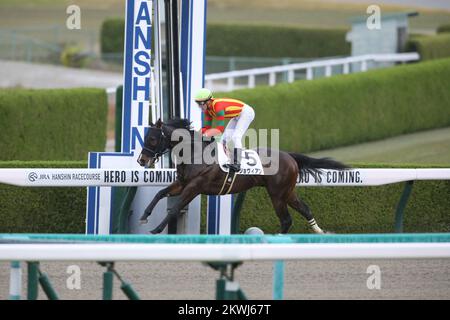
top-left (221, 104), bottom-right (255, 149)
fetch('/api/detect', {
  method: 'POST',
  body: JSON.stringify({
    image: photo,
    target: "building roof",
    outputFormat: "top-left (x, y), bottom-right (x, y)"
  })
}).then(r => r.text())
top-left (349, 11), bottom-right (418, 24)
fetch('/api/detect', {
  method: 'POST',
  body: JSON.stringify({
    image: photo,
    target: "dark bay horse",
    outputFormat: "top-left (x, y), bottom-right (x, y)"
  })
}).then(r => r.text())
top-left (137, 118), bottom-right (349, 234)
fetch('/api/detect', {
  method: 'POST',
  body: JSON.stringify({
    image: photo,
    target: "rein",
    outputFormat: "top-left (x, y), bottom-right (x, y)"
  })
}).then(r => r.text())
top-left (141, 146), bottom-right (170, 163)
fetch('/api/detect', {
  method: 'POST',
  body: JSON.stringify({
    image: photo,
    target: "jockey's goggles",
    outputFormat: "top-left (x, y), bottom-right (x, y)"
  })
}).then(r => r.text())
top-left (196, 100), bottom-right (209, 106)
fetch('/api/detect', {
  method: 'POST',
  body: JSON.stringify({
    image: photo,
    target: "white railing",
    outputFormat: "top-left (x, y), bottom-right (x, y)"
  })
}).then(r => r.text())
top-left (1, 242), bottom-right (450, 261)
top-left (104, 53), bottom-right (420, 96)
top-left (205, 52), bottom-right (420, 92)
top-left (0, 168), bottom-right (449, 187)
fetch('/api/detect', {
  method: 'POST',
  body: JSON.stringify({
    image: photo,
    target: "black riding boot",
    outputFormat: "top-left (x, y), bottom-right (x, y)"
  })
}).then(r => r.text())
top-left (227, 148), bottom-right (242, 172)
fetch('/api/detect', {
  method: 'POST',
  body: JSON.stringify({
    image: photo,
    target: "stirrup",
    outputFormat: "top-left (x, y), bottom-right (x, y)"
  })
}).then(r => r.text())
top-left (228, 148), bottom-right (242, 172)
top-left (225, 163), bottom-right (241, 172)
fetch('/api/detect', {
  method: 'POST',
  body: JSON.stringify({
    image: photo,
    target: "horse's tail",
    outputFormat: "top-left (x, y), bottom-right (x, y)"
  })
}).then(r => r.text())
top-left (288, 152), bottom-right (350, 178)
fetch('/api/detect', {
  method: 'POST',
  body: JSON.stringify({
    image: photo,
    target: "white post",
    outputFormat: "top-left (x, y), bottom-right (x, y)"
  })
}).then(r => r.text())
top-left (9, 261), bottom-right (21, 300)
top-left (361, 60), bottom-right (368, 72)
top-left (325, 65), bottom-right (332, 77)
top-left (248, 74), bottom-right (255, 88)
top-left (343, 63), bottom-right (350, 74)
top-left (306, 67), bottom-right (313, 80)
top-left (287, 70), bottom-right (295, 83)
top-left (227, 76), bottom-right (235, 92)
top-left (269, 72), bottom-right (276, 86)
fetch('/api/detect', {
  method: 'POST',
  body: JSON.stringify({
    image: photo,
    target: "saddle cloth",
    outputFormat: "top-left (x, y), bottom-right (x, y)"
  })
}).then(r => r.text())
top-left (217, 143), bottom-right (264, 175)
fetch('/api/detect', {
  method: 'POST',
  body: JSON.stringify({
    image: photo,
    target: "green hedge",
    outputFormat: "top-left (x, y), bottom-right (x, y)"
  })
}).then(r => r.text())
top-left (437, 24), bottom-right (450, 33)
top-left (100, 18), bottom-right (125, 55)
top-left (100, 19), bottom-right (350, 58)
top-left (406, 33), bottom-right (450, 61)
top-left (219, 58), bottom-right (450, 153)
top-left (235, 163), bottom-right (450, 234)
top-left (0, 161), bottom-right (87, 233)
top-left (0, 88), bottom-right (108, 161)
top-left (206, 24), bottom-right (350, 58)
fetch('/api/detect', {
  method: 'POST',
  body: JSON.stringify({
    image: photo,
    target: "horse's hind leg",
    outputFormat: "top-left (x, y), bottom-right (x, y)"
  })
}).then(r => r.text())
top-left (269, 194), bottom-right (293, 234)
top-left (288, 192), bottom-right (325, 234)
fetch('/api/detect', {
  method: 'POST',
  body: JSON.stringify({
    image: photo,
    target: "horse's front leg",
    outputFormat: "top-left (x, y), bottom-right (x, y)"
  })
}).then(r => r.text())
top-left (150, 179), bottom-right (201, 234)
top-left (140, 180), bottom-right (183, 224)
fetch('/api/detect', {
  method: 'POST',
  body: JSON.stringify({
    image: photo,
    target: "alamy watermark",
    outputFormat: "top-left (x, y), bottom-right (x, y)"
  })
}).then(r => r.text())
top-left (66, 5), bottom-right (81, 30)
top-left (66, 265), bottom-right (81, 290)
top-left (366, 265), bottom-right (381, 290)
top-left (366, 5), bottom-right (381, 30)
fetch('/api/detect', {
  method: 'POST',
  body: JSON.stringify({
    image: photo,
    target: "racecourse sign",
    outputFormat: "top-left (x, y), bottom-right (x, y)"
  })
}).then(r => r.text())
top-left (1, 168), bottom-right (449, 187)
top-left (0, 169), bottom-right (176, 187)
top-left (122, 0), bottom-right (153, 154)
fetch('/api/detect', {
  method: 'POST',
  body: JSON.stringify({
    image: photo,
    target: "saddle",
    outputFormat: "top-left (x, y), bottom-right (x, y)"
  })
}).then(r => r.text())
top-left (217, 143), bottom-right (264, 175)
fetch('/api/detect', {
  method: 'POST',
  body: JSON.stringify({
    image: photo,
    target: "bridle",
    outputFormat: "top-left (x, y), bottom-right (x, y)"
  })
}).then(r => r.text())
top-left (138, 127), bottom-right (170, 165)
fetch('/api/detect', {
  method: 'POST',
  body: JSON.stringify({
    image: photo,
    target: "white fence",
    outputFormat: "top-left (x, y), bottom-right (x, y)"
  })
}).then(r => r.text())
top-left (1, 242), bottom-right (450, 261)
top-left (1, 234), bottom-right (449, 301)
top-left (205, 52), bottom-right (420, 92)
top-left (0, 167), bottom-right (448, 187)
top-left (105, 53), bottom-right (420, 96)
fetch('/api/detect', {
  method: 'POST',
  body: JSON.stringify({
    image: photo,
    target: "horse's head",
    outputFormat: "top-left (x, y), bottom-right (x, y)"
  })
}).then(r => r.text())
top-left (137, 119), bottom-right (170, 167)
top-left (137, 118), bottom-right (193, 167)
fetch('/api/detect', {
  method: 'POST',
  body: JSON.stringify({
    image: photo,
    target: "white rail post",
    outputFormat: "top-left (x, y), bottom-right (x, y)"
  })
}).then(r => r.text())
top-left (287, 70), bottom-right (295, 83)
top-left (325, 65), bottom-right (332, 77)
top-left (9, 261), bottom-right (21, 300)
top-left (269, 72), bottom-right (276, 86)
top-left (343, 63), bottom-right (350, 74)
top-left (248, 74), bottom-right (255, 88)
top-left (306, 67), bottom-right (313, 80)
top-left (227, 76), bottom-right (235, 92)
top-left (361, 60), bottom-right (368, 72)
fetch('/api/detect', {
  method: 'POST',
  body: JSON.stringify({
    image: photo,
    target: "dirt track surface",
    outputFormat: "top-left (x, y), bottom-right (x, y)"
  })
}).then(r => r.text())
top-left (1, 259), bottom-right (449, 300)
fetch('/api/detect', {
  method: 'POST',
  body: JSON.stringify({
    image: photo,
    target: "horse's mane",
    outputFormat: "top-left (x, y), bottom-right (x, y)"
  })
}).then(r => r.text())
top-left (160, 117), bottom-right (220, 148)
top-left (164, 117), bottom-right (192, 131)
top-left (164, 117), bottom-right (217, 146)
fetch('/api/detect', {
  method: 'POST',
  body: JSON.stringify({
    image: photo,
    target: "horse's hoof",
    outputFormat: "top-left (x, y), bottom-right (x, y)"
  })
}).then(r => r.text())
top-left (139, 219), bottom-right (148, 225)
top-left (150, 228), bottom-right (161, 234)
top-left (324, 230), bottom-right (335, 234)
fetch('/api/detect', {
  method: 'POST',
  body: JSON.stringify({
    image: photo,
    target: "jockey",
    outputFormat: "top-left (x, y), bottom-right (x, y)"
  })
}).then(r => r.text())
top-left (194, 88), bottom-right (255, 172)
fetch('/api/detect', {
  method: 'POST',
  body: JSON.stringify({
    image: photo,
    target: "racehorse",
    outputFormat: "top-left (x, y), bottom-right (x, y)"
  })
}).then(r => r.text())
top-left (137, 118), bottom-right (349, 234)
